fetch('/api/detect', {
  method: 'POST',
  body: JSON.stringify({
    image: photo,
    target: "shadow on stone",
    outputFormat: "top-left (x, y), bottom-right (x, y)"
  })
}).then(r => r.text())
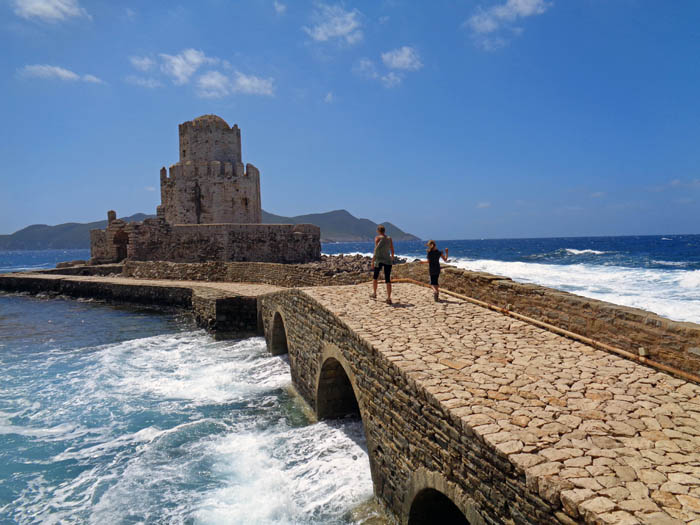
top-left (408, 488), bottom-right (470, 525)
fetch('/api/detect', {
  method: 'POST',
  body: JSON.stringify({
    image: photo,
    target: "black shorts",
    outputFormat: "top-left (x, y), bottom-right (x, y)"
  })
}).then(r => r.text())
top-left (373, 263), bottom-right (392, 283)
top-left (430, 272), bottom-right (440, 286)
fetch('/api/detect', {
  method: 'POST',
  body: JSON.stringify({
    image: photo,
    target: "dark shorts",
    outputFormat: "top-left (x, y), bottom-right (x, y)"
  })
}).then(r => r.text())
top-left (430, 272), bottom-right (440, 286)
top-left (373, 263), bottom-right (392, 283)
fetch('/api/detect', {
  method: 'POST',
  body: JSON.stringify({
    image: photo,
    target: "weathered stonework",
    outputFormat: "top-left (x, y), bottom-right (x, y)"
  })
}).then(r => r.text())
top-left (90, 114), bottom-right (320, 265)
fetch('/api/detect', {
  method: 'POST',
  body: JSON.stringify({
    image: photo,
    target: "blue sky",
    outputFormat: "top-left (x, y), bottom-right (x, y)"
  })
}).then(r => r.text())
top-left (1, 0), bottom-right (699, 239)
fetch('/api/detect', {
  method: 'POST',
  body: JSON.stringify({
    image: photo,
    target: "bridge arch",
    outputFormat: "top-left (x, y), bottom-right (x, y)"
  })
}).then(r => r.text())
top-left (404, 469), bottom-right (483, 525)
top-left (269, 310), bottom-right (289, 355)
top-left (316, 347), bottom-right (360, 420)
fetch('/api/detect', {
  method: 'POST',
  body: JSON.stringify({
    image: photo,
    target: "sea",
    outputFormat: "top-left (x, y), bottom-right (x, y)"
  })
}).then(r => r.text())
top-left (0, 234), bottom-right (698, 523)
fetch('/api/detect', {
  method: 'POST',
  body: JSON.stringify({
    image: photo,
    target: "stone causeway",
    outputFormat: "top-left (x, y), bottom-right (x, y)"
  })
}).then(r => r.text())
top-left (2, 272), bottom-right (700, 524)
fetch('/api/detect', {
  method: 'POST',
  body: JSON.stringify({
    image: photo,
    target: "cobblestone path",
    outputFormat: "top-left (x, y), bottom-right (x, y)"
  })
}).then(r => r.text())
top-left (304, 282), bottom-right (700, 525)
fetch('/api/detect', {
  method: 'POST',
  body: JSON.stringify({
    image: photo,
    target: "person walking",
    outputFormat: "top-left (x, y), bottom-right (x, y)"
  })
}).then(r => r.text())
top-left (370, 225), bottom-right (395, 304)
top-left (421, 240), bottom-right (448, 302)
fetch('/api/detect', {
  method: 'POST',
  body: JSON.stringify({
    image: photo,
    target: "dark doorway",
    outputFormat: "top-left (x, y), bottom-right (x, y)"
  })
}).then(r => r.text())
top-left (113, 230), bottom-right (129, 261)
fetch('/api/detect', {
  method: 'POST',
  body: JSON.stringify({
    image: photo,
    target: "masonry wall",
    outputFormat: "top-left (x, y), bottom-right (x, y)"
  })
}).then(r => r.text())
top-left (92, 221), bottom-right (320, 265)
top-left (159, 161), bottom-right (261, 225)
top-left (259, 290), bottom-right (570, 524)
top-left (122, 260), bottom-right (368, 286)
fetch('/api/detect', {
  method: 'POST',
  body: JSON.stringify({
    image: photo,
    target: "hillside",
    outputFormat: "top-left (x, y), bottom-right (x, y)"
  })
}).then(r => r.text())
top-left (262, 209), bottom-right (419, 242)
top-left (0, 210), bottom-right (418, 250)
top-left (0, 214), bottom-right (153, 250)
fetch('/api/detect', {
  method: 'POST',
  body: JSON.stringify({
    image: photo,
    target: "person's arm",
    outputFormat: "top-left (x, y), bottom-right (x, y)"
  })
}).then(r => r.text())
top-left (390, 238), bottom-right (395, 259)
top-left (442, 248), bottom-right (449, 262)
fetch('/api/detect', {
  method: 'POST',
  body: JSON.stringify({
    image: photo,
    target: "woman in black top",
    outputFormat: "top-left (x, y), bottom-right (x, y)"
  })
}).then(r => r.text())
top-left (421, 240), bottom-right (449, 302)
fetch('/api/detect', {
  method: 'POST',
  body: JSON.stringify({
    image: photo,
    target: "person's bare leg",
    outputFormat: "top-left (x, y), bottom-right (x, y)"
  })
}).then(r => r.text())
top-left (371, 279), bottom-right (378, 298)
top-left (386, 282), bottom-right (392, 303)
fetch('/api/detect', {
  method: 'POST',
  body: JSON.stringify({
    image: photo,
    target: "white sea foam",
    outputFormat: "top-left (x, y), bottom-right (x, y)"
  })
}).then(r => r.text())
top-left (652, 260), bottom-right (690, 268)
top-left (564, 248), bottom-right (608, 255)
top-left (6, 331), bottom-right (378, 524)
top-left (449, 258), bottom-right (700, 324)
top-left (195, 419), bottom-right (373, 524)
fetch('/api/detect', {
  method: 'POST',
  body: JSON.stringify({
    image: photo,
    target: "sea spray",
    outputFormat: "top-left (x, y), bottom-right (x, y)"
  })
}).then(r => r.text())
top-left (1, 296), bottom-right (381, 524)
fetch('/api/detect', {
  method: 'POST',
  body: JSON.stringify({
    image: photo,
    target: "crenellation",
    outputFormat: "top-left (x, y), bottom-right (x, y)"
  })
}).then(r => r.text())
top-left (91, 114), bottom-right (320, 264)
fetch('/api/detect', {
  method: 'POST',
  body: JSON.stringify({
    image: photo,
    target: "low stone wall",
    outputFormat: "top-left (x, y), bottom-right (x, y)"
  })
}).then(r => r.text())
top-left (36, 264), bottom-right (123, 276)
top-left (123, 260), bottom-right (370, 287)
top-left (259, 289), bottom-right (566, 524)
top-left (0, 274), bottom-right (192, 308)
top-left (393, 263), bottom-right (700, 377)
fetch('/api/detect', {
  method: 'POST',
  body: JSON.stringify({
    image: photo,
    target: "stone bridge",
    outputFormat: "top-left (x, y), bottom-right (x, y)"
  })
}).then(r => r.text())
top-left (260, 282), bottom-right (700, 525)
top-left (3, 272), bottom-right (700, 524)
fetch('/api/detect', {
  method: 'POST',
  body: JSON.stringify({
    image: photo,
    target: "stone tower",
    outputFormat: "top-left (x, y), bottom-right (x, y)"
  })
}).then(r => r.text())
top-left (157, 114), bottom-right (262, 224)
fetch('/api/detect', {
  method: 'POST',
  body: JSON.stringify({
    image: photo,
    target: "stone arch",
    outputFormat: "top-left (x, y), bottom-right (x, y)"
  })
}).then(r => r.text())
top-left (404, 469), bottom-right (484, 525)
top-left (314, 344), bottom-right (381, 488)
top-left (316, 356), bottom-right (360, 419)
top-left (269, 310), bottom-right (289, 355)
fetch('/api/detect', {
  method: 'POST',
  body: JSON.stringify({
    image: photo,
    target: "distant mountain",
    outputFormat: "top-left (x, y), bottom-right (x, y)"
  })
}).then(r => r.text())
top-left (0, 210), bottom-right (418, 250)
top-left (262, 209), bottom-right (419, 242)
top-left (0, 214), bottom-right (154, 250)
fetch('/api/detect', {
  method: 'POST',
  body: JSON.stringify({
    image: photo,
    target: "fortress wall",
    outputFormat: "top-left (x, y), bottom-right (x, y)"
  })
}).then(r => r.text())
top-left (160, 162), bottom-right (261, 225)
top-left (122, 223), bottom-right (320, 264)
top-left (89, 229), bottom-right (109, 263)
top-left (392, 263), bottom-right (700, 378)
top-left (259, 289), bottom-right (564, 524)
top-left (122, 259), bottom-right (367, 286)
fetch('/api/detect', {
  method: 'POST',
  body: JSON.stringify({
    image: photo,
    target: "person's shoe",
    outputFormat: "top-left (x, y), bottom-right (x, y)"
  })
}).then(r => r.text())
top-left (369, 293), bottom-right (376, 299)
top-left (386, 298), bottom-right (392, 305)
top-left (433, 292), bottom-right (439, 302)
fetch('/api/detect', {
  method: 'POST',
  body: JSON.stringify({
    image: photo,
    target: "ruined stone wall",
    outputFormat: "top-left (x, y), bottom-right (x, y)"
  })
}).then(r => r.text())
top-left (121, 222), bottom-right (320, 264)
top-left (159, 161), bottom-right (261, 225)
top-left (90, 219), bottom-right (130, 264)
top-left (89, 229), bottom-right (109, 263)
top-left (393, 263), bottom-right (700, 377)
top-left (259, 290), bottom-right (567, 524)
top-left (123, 260), bottom-right (368, 286)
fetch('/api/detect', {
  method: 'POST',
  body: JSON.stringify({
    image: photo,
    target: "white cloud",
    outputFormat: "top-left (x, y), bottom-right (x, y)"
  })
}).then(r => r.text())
top-left (193, 70), bottom-right (274, 98)
top-left (130, 56), bottom-right (154, 72)
top-left (197, 70), bottom-right (231, 98)
top-left (159, 49), bottom-right (218, 84)
top-left (19, 64), bottom-right (103, 83)
top-left (125, 7), bottom-right (136, 18)
top-left (466, 0), bottom-right (551, 50)
top-left (381, 46), bottom-right (423, 71)
top-left (12, 0), bottom-right (90, 22)
top-left (590, 191), bottom-right (606, 198)
top-left (273, 1), bottom-right (286, 15)
top-left (144, 186), bottom-right (156, 192)
top-left (82, 74), bottom-right (103, 84)
top-left (324, 91), bottom-right (334, 103)
top-left (303, 3), bottom-right (363, 45)
top-left (476, 201), bottom-right (492, 209)
top-left (232, 72), bottom-right (274, 96)
top-left (353, 58), bottom-right (378, 78)
top-left (380, 72), bottom-right (401, 88)
top-left (126, 75), bottom-right (162, 89)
